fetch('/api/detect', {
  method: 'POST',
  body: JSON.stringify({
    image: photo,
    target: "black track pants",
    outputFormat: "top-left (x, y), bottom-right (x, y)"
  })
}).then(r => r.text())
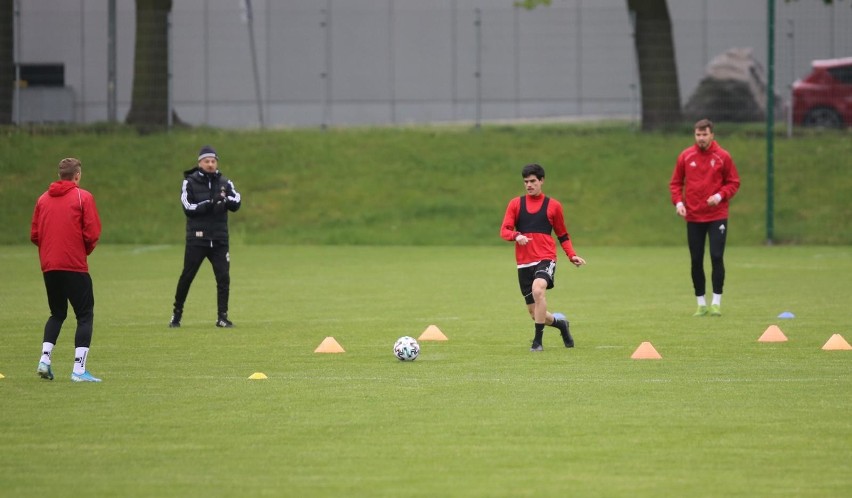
top-left (42, 270), bottom-right (94, 348)
top-left (686, 219), bottom-right (728, 296)
top-left (173, 243), bottom-right (230, 316)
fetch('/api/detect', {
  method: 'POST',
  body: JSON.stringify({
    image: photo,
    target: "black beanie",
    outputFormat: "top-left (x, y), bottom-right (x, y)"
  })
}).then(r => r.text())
top-left (197, 145), bottom-right (218, 162)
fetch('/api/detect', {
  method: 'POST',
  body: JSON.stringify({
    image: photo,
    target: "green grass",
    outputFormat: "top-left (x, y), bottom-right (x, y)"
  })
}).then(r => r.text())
top-left (1, 124), bottom-right (850, 246)
top-left (1, 244), bottom-right (850, 497)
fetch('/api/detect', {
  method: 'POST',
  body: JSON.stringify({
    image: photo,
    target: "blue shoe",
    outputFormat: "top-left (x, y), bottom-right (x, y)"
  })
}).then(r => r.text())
top-left (71, 371), bottom-right (102, 382)
top-left (37, 362), bottom-right (54, 380)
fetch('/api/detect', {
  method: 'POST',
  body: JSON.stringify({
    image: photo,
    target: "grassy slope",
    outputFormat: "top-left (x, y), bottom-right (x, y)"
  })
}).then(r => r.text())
top-left (1, 124), bottom-right (850, 246)
top-left (0, 244), bottom-right (850, 497)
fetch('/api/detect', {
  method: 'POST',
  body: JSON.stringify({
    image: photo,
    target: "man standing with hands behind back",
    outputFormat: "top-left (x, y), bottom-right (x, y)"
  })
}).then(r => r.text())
top-left (669, 119), bottom-right (740, 317)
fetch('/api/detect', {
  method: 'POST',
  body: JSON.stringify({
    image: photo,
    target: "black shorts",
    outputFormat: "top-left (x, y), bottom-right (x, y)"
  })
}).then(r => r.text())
top-left (517, 260), bottom-right (556, 305)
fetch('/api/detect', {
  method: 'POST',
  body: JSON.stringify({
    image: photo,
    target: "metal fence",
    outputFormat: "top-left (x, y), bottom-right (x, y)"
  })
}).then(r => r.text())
top-left (7, 0), bottom-right (852, 129)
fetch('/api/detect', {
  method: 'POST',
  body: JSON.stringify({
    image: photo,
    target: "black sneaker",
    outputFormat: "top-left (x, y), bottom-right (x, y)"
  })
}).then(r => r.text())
top-left (216, 315), bottom-right (234, 328)
top-left (168, 314), bottom-right (181, 328)
top-left (530, 341), bottom-right (543, 352)
top-left (553, 312), bottom-right (574, 348)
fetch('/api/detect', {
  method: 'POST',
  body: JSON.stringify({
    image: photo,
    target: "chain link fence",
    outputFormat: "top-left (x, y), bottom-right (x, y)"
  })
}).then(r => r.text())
top-left (6, 0), bottom-right (852, 129)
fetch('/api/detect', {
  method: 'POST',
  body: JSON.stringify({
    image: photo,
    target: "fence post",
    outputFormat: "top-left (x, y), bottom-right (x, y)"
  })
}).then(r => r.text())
top-left (321, 1), bottom-right (332, 130)
top-left (786, 18), bottom-right (794, 138)
top-left (244, 0), bottom-right (264, 128)
top-left (513, 6), bottom-right (519, 118)
top-left (765, 0), bottom-right (775, 244)
top-left (107, 0), bottom-right (117, 123)
top-left (451, 1), bottom-right (458, 120)
top-left (204, 2), bottom-right (209, 124)
top-left (628, 9), bottom-right (640, 130)
top-left (13, 0), bottom-right (20, 125)
top-left (388, 0), bottom-right (396, 124)
top-left (474, 8), bottom-right (481, 129)
top-left (167, 8), bottom-right (173, 129)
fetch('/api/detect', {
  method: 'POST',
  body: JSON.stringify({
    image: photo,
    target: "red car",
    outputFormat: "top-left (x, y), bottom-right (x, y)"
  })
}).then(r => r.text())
top-left (792, 56), bottom-right (852, 128)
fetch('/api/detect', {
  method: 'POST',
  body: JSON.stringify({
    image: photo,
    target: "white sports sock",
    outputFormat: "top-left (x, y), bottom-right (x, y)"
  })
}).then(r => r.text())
top-left (712, 293), bottom-right (722, 306)
top-left (73, 347), bottom-right (89, 375)
top-left (697, 295), bottom-right (707, 307)
top-left (40, 342), bottom-right (54, 364)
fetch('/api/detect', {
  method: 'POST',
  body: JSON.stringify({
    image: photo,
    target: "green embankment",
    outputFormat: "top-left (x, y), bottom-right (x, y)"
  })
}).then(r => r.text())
top-left (2, 124), bottom-right (849, 245)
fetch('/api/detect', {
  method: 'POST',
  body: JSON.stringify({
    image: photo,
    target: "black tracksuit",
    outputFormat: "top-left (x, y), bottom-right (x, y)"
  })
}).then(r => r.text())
top-left (172, 167), bottom-right (241, 319)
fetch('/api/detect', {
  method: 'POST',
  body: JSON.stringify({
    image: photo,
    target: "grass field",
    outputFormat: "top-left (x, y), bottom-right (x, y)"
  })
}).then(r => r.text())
top-left (1, 244), bottom-right (850, 497)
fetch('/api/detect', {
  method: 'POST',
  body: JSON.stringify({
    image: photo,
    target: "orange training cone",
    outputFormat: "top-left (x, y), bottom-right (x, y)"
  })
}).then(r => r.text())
top-left (314, 336), bottom-right (345, 353)
top-left (631, 341), bottom-right (662, 360)
top-left (758, 325), bottom-right (788, 342)
top-left (821, 334), bottom-right (852, 351)
top-left (418, 325), bottom-right (448, 341)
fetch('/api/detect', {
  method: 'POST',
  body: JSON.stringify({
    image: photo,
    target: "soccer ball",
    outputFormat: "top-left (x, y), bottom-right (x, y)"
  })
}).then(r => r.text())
top-left (393, 336), bottom-right (420, 361)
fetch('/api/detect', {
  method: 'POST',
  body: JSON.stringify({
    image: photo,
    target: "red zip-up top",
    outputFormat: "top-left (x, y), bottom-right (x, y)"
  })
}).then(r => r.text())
top-left (501, 193), bottom-right (576, 267)
top-left (30, 180), bottom-right (101, 273)
top-left (669, 140), bottom-right (740, 223)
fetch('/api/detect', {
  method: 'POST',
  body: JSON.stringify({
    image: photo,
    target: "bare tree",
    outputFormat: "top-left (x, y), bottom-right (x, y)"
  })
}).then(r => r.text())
top-left (125, 0), bottom-right (181, 128)
top-left (626, 0), bottom-right (682, 130)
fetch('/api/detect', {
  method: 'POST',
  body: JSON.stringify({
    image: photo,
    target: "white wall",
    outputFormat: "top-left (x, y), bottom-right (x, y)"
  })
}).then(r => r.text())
top-left (12, 0), bottom-right (852, 128)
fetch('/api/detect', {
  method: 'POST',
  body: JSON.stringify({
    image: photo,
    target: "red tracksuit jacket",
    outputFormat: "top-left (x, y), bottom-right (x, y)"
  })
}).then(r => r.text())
top-left (669, 141), bottom-right (740, 223)
top-left (30, 180), bottom-right (102, 273)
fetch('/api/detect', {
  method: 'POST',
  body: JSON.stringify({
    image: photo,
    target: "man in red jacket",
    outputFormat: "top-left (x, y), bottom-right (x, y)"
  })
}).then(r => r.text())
top-left (501, 163), bottom-right (586, 352)
top-left (30, 157), bottom-right (103, 382)
top-left (669, 119), bottom-right (741, 317)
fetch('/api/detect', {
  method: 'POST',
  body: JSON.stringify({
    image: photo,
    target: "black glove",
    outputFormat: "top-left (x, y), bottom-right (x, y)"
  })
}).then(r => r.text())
top-left (197, 200), bottom-right (213, 213)
top-left (213, 199), bottom-right (226, 214)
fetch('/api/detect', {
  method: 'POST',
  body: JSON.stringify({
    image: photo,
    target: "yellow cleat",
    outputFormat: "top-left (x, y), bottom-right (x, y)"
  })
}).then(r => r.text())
top-left (693, 305), bottom-right (708, 317)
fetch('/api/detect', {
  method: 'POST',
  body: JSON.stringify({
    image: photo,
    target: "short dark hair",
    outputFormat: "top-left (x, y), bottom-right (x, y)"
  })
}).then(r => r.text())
top-left (694, 119), bottom-right (714, 132)
top-left (58, 158), bottom-right (81, 180)
top-left (521, 163), bottom-right (545, 179)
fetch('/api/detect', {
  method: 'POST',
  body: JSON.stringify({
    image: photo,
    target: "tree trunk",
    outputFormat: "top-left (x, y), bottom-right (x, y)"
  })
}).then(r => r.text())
top-left (0, 0), bottom-right (14, 124)
top-left (125, 0), bottom-right (180, 128)
top-left (627, 0), bottom-right (682, 130)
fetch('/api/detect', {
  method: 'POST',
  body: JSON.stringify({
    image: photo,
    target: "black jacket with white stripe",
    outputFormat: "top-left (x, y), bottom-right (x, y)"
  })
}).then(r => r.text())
top-left (180, 167), bottom-right (241, 245)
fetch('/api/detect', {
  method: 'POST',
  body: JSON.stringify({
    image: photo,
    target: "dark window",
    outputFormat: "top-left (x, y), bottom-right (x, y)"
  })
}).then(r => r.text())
top-left (19, 64), bottom-right (64, 87)
top-left (827, 65), bottom-right (852, 85)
